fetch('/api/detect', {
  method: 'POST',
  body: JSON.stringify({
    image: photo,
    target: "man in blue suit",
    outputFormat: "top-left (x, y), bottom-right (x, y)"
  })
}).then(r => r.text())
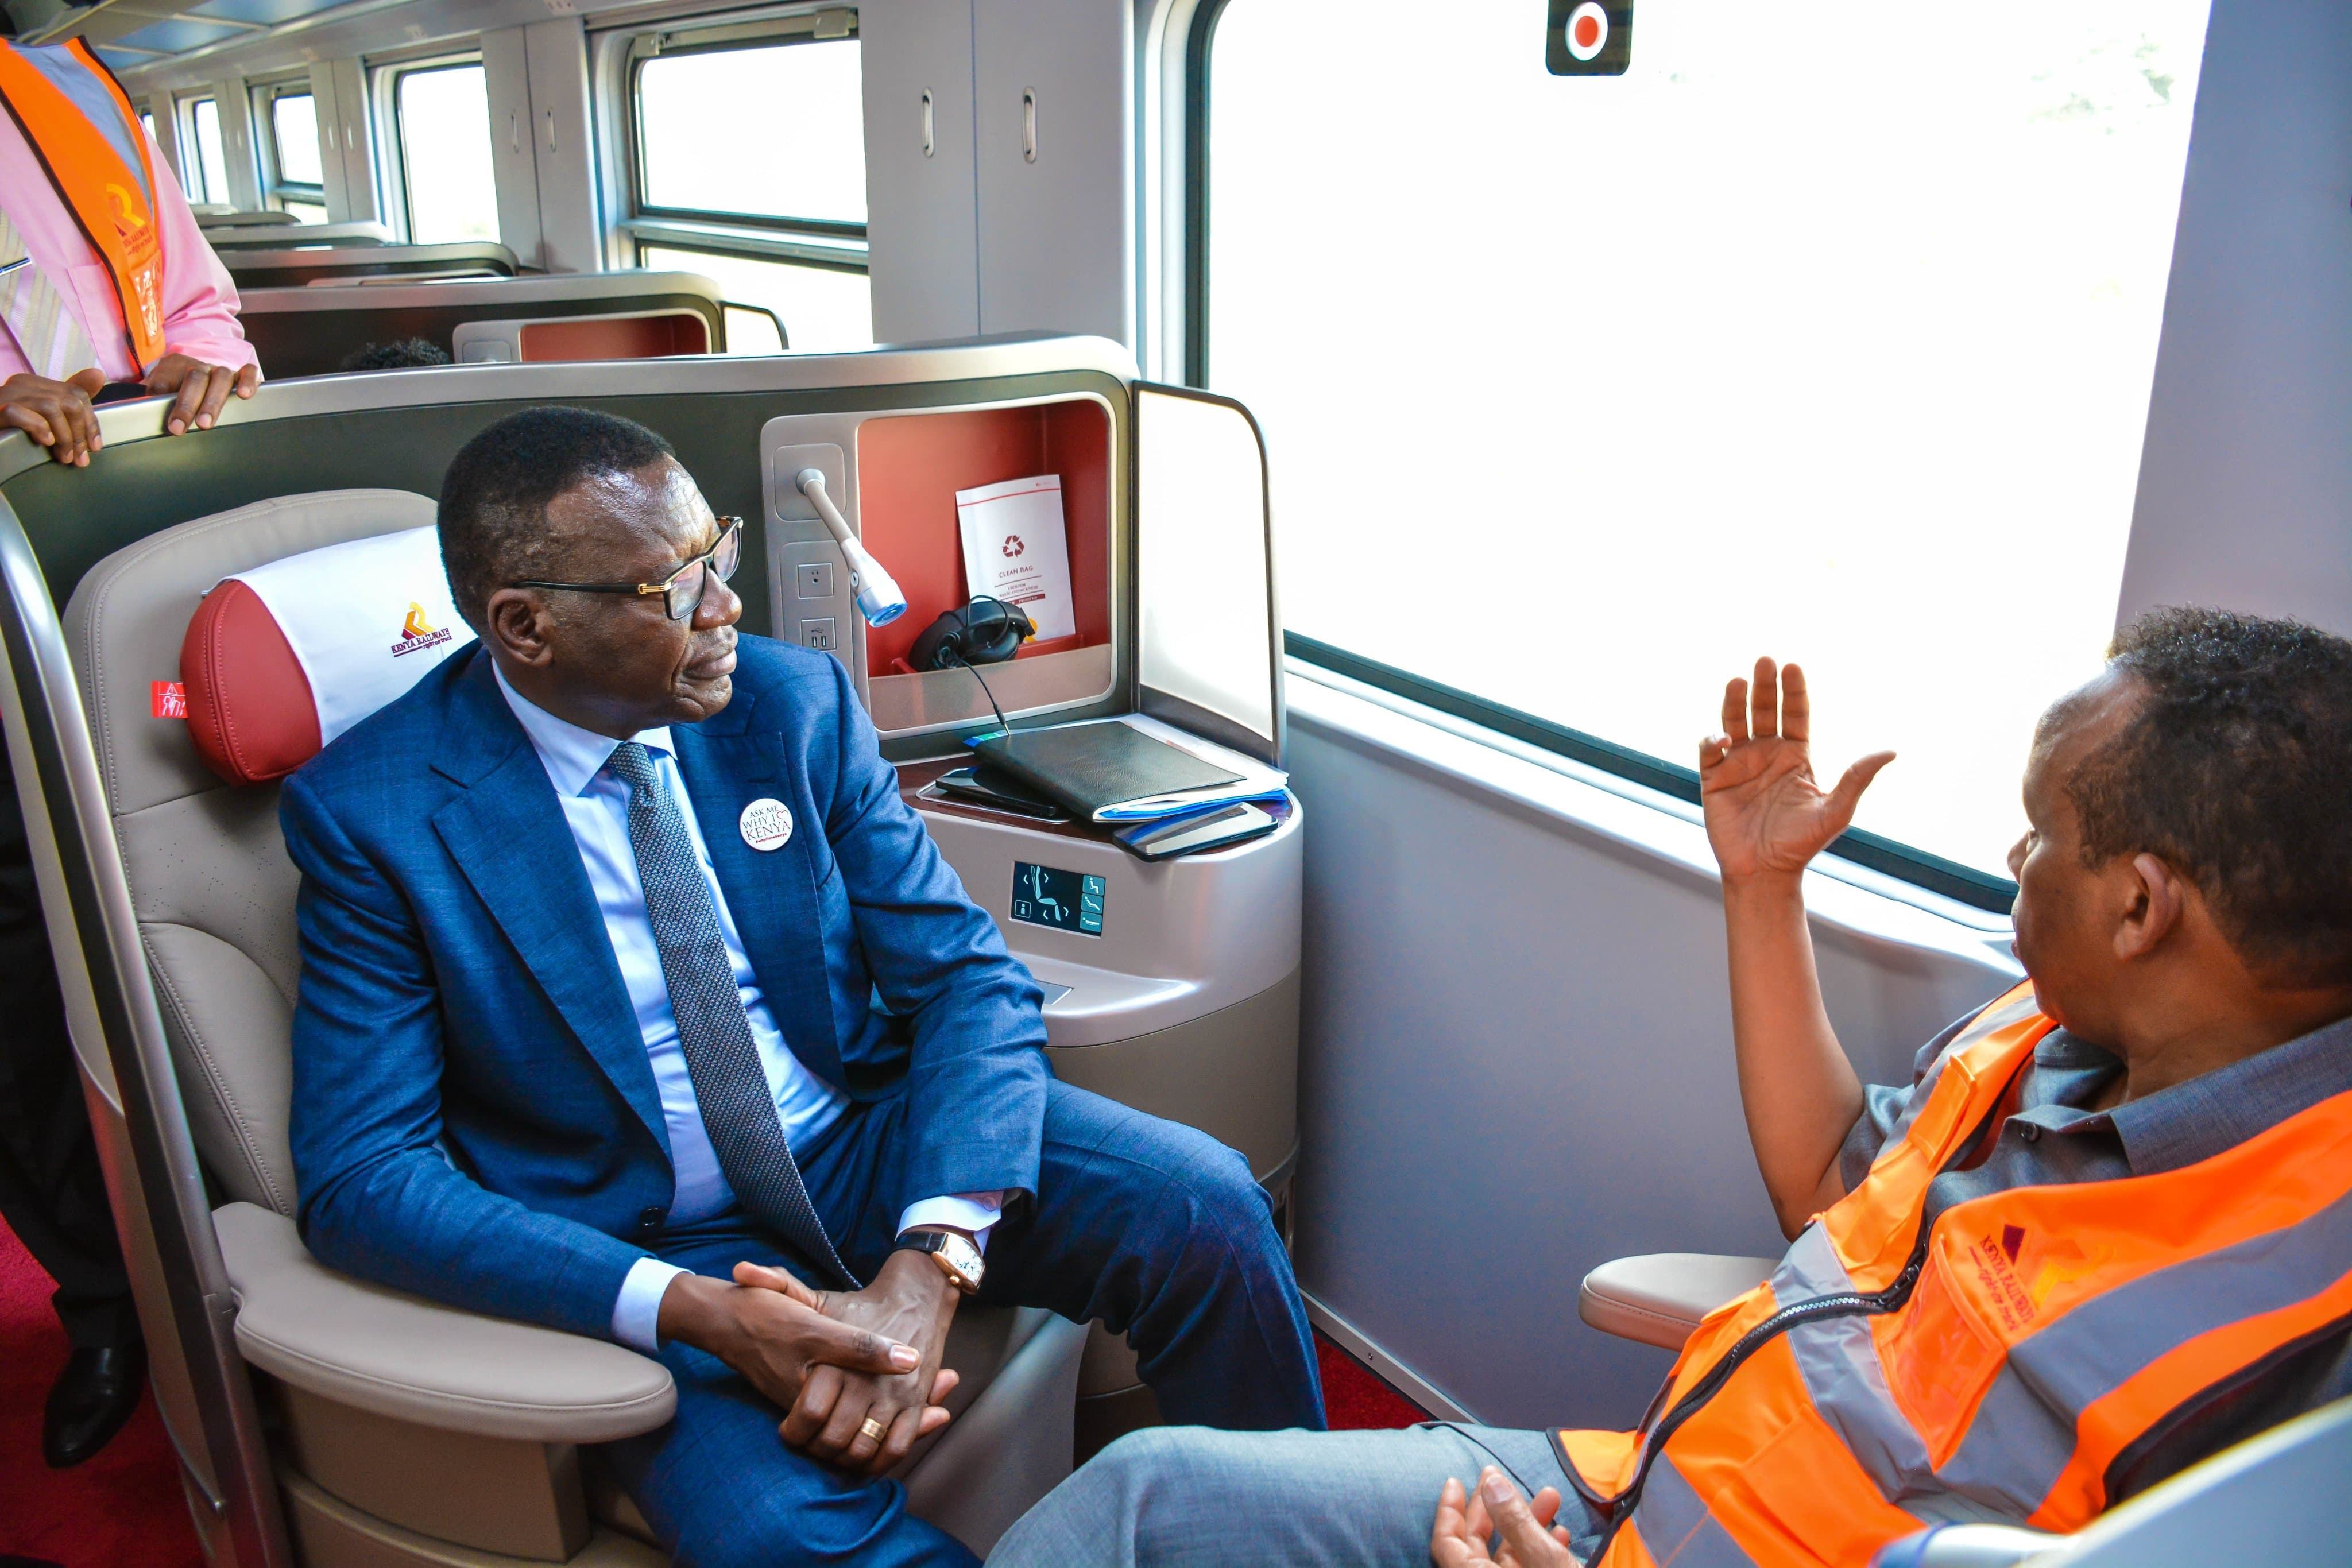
top-left (282, 406), bottom-right (1323, 1567)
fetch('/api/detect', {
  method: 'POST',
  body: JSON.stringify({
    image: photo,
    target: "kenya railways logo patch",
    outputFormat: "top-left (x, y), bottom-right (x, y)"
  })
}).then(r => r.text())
top-left (392, 602), bottom-right (455, 657)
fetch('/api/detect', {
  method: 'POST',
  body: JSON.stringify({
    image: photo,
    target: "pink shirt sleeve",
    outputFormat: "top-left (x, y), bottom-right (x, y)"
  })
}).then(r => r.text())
top-left (147, 128), bottom-right (260, 378)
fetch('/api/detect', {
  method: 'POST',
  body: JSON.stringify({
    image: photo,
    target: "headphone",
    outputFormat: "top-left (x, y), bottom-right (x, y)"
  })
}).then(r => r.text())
top-left (910, 596), bottom-right (1035, 671)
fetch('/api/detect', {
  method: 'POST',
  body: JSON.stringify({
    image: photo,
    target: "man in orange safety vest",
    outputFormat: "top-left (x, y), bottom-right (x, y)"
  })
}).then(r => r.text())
top-left (0, 34), bottom-right (258, 466)
top-left (988, 605), bottom-right (2352, 1567)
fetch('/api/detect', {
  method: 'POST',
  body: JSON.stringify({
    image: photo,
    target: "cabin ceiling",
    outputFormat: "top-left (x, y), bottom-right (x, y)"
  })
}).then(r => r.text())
top-left (30, 0), bottom-right (362, 73)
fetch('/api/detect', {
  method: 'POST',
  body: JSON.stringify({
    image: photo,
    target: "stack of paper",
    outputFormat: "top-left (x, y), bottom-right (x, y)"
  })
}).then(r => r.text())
top-left (968, 713), bottom-right (1287, 824)
top-left (1093, 715), bottom-right (1287, 820)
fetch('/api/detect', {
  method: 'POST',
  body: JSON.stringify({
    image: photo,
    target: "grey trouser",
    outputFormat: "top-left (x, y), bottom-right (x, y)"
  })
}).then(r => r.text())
top-left (987, 1424), bottom-right (1608, 1567)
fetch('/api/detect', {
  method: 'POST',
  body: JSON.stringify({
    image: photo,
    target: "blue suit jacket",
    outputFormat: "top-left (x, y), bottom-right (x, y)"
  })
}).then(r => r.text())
top-left (282, 637), bottom-right (1049, 1340)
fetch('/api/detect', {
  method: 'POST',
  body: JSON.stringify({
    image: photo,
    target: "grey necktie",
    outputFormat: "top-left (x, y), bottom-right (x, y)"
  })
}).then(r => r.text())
top-left (604, 741), bottom-right (856, 1288)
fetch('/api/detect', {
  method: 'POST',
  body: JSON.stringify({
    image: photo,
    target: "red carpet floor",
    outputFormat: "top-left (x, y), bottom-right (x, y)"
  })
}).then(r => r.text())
top-left (0, 1217), bottom-right (201, 1568)
top-left (2, 1206), bottom-right (1421, 1567)
top-left (1315, 1332), bottom-right (1430, 1430)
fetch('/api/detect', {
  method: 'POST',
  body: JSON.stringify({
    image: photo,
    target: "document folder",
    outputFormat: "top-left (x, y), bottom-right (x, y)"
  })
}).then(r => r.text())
top-left (973, 719), bottom-right (1244, 822)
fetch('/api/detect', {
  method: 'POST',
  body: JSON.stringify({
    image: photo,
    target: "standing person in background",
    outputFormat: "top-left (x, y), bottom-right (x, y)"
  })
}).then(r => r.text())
top-left (0, 29), bottom-right (258, 465)
top-left (0, 24), bottom-right (260, 1470)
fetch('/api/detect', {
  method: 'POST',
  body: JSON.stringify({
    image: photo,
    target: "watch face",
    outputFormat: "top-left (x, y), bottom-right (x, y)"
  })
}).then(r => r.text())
top-left (937, 1234), bottom-right (982, 1290)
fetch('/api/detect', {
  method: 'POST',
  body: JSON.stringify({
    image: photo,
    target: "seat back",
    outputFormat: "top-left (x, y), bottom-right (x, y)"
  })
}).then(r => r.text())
top-left (220, 241), bottom-right (519, 289)
top-left (61, 490), bottom-right (439, 1215)
top-left (235, 270), bottom-right (733, 378)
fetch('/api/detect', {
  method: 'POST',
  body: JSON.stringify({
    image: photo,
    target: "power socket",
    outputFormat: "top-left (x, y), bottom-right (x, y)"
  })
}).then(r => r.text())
top-left (800, 617), bottom-right (837, 652)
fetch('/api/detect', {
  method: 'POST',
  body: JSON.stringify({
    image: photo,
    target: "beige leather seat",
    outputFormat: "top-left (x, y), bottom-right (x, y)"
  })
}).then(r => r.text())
top-left (59, 490), bottom-right (1085, 1565)
top-left (1577, 1252), bottom-right (1778, 1349)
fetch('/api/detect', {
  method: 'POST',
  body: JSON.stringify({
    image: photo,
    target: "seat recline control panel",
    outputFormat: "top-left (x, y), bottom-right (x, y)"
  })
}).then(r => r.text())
top-left (1011, 861), bottom-right (1105, 936)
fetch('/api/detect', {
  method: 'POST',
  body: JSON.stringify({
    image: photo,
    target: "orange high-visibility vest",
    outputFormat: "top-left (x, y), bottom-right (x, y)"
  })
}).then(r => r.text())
top-left (0, 39), bottom-right (164, 371)
top-left (1558, 983), bottom-right (2352, 1567)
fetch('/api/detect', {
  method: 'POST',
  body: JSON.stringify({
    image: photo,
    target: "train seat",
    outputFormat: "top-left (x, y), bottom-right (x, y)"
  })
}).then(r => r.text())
top-left (1577, 1252), bottom-right (1777, 1349)
top-left (61, 491), bottom-right (1084, 1563)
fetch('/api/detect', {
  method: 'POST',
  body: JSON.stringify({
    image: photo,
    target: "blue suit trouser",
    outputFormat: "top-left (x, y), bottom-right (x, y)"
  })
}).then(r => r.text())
top-left (595, 1079), bottom-right (1325, 1567)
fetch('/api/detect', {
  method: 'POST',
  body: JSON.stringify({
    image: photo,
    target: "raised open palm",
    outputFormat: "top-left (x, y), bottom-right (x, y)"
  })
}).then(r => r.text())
top-left (1699, 658), bottom-right (1894, 881)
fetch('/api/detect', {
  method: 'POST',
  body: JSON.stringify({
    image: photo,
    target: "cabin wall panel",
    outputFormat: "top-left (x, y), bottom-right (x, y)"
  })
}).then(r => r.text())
top-left (2117, 0), bottom-right (2352, 633)
top-left (482, 26), bottom-right (546, 268)
top-left (212, 78), bottom-right (263, 211)
top-left (1285, 684), bottom-right (2014, 1429)
top-left (147, 96), bottom-right (185, 189)
top-left (330, 59), bottom-right (378, 226)
top-left (525, 18), bottom-right (600, 275)
top-left (861, 0), bottom-right (983, 342)
top-left (971, 0), bottom-right (1133, 346)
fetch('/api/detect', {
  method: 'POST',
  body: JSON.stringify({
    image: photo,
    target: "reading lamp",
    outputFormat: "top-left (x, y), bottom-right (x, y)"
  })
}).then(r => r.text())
top-left (794, 467), bottom-right (908, 626)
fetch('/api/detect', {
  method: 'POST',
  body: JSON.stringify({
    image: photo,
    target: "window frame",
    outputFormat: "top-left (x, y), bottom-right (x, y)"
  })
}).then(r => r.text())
top-left (177, 92), bottom-right (228, 207)
top-left (1181, 0), bottom-right (2017, 913)
top-left (619, 17), bottom-right (870, 284)
top-left (375, 53), bottom-right (492, 246)
top-left (252, 77), bottom-right (326, 216)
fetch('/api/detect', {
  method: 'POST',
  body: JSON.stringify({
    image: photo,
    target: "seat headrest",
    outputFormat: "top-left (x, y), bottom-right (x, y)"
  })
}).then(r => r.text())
top-left (181, 526), bottom-right (477, 786)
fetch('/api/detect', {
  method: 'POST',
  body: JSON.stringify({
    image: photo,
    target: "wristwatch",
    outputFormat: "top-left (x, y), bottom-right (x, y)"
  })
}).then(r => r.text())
top-left (898, 1228), bottom-right (985, 1295)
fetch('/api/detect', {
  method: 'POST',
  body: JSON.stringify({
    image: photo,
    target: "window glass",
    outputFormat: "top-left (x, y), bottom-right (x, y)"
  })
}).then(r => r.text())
top-left (271, 91), bottom-right (322, 187)
top-left (640, 246), bottom-right (871, 353)
top-left (283, 199), bottom-right (328, 224)
top-left (396, 64), bottom-right (498, 243)
top-left (191, 97), bottom-right (227, 204)
top-left (139, 110), bottom-right (154, 146)
top-left (636, 40), bottom-right (865, 223)
top-left (1205, 0), bottom-right (2211, 880)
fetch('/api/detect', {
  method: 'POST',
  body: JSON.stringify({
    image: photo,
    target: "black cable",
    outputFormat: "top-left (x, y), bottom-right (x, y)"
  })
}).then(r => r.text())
top-left (939, 646), bottom-right (1009, 736)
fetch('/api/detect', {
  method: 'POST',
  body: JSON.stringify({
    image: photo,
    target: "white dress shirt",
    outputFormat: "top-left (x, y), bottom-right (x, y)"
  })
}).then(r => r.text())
top-left (493, 668), bottom-right (1000, 1352)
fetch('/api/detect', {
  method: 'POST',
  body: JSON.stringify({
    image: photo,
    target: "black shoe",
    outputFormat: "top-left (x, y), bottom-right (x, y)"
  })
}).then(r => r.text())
top-left (42, 1339), bottom-right (146, 1468)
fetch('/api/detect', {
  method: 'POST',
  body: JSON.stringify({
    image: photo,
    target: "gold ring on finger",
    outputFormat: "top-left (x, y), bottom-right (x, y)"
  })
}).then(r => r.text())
top-left (860, 1416), bottom-right (889, 1443)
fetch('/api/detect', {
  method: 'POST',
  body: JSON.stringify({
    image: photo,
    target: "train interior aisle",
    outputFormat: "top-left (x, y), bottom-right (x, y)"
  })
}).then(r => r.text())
top-left (0, 0), bottom-right (2347, 1565)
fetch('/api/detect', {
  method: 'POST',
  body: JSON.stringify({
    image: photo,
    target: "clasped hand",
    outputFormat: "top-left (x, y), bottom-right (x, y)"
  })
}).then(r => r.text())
top-left (674, 1250), bottom-right (961, 1477)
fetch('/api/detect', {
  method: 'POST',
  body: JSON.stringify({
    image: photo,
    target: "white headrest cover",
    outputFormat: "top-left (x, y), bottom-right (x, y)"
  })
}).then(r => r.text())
top-left (228, 525), bottom-right (477, 748)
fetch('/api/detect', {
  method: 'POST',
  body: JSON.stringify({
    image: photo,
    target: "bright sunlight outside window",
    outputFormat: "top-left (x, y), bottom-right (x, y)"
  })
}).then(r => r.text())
top-left (640, 247), bottom-right (872, 354)
top-left (1206, 1), bottom-right (2211, 884)
top-left (190, 98), bottom-right (228, 205)
top-left (636, 39), bottom-right (866, 224)
top-left (270, 91), bottom-right (324, 221)
top-left (272, 93), bottom-right (320, 185)
top-left (396, 65), bottom-right (499, 244)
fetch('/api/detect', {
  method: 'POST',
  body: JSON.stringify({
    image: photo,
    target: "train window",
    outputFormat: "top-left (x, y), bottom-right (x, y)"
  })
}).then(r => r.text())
top-left (183, 95), bottom-right (230, 205)
top-left (139, 110), bottom-right (154, 146)
top-left (626, 29), bottom-right (871, 351)
top-left (390, 62), bottom-right (499, 245)
top-left (639, 246), bottom-right (870, 353)
top-left (634, 37), bottom-right (865, 226)
top-left (258, 84), bottom-right (326, 223)
top-left (1196, 0), bottom-right (2213, 893)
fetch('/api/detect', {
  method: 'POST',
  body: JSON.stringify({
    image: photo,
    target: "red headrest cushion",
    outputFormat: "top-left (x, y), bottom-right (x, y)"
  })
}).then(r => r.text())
top-left (180, 580), bottom-right (324, 786)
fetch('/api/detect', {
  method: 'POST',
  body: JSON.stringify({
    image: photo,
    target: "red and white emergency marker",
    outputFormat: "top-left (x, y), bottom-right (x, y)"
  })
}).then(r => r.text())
top-left (740, 797), bottom-right (794, 852)
top-left (1565, 1), bottom-right (1608, 61)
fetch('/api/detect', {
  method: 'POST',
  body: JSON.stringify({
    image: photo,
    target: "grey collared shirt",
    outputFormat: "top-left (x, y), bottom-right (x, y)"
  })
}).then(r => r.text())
top-left (1839, 1004), bottom-right (2352, 1498)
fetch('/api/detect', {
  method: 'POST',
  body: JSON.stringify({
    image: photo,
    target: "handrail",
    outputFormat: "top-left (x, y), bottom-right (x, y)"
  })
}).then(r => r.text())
top-left (0, 497), bottom-right (291, 1565)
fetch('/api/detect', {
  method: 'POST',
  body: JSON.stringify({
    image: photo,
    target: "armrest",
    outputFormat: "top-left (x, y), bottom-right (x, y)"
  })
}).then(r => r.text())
top-left (1869, 1524), bottom-right (2060, 1568)
top-left (215, 1201), bottom-right (675, 1442)
top-left (1577, 1252), bottom-right (1778, 1350)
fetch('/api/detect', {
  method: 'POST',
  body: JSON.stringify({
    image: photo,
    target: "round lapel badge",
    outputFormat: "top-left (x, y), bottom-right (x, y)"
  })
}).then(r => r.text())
top-left (1566, 0), bottom-right (1608, 61)
top-left (740, 797), bottom-right (794, 852)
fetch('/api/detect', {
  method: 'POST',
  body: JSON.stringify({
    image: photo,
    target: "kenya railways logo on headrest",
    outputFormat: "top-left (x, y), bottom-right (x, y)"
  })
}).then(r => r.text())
top-left (392, 602), bottom-right (455, 657)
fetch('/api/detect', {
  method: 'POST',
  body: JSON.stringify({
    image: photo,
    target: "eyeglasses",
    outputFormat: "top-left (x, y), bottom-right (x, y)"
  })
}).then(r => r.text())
top-left (516, 517), bottom-right (743, 622)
